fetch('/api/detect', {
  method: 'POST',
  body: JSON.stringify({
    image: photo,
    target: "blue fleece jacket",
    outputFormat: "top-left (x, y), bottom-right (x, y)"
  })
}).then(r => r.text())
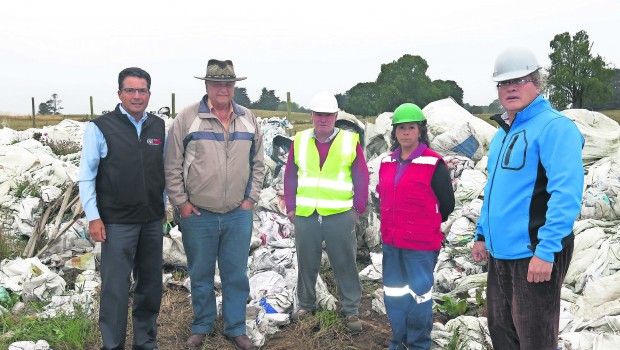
top-left (475, 95), bottom-right (584, 262)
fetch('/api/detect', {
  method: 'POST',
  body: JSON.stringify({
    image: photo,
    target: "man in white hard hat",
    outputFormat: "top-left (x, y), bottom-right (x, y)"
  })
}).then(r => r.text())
top-left (471, 47), bottom-right (584, 349)
top-left (284, 91), bottom-right (369, 333)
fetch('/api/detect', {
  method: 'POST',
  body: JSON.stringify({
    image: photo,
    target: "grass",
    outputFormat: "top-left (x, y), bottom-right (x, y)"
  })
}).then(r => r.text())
top-left (0, 303), bottom-right (97, 349)
top-left (1, 115), bottom-right (92, 131)
top-left (445, 328), bottom-right (470, 350)
top-left (0, 226), bottom-right (26, 260)
top-left (5, 109), bottom-right (617, 135)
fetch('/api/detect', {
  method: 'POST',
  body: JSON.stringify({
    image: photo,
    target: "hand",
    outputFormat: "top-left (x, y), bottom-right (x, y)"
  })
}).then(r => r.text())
top-left (89, 219), bottom-right (106, 242)
top-left (287, 210), bottom-right (295, 223)
top-left (240, 199), bottom-right (254, 210)
top-left (527, 255), bottom-right (553, 283)
top-left (471, 241), bottom-right (488, 262)
top-left (179, 203), bottom-right (200, 218)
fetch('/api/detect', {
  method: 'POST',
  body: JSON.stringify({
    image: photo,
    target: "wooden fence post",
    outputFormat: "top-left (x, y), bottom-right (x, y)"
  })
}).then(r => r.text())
top-left (31, 97), bottom-right (35, 128)
top-left (286, 92), bottom-right (291, 120)
top-left (90, 96), bottom-right (94, 119)
top-left (171, 93), bottom-right (176, 118)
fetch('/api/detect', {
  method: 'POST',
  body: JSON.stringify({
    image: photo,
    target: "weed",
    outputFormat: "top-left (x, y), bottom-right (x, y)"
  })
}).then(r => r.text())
top-left (0, 303), bottom-right (97, 350)
top-left (0, 291), bottom-right (20, 310)
top-left (14, 178), bottom-right (40, 199)
top-left (445, 328), bottom-right (470, 350)
top-left (434, 296), bottom-right (468, 320)
top-left (315, 309), bottom-right (340, 330)
top-left (0, 226), bottom-right (26, 260)
top-left (46, 139), bottom-right (81, 156)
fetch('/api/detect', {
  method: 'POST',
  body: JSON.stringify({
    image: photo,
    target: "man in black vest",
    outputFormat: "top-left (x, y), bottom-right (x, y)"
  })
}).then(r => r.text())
top-left (78, 67), bottom-right (165, 350)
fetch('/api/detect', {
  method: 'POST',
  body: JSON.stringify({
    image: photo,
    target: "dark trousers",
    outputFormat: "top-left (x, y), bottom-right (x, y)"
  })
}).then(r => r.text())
top-left (487, 242), bottom-right (573, 350)
top-left (99, 220), bottom-right (163, 350)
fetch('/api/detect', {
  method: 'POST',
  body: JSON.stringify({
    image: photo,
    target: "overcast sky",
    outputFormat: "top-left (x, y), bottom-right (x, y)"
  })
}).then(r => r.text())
top-left (1, 0), bottom-right (618, 115)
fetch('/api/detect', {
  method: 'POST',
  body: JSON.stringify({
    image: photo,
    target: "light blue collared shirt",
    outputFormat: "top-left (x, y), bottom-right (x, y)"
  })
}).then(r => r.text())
top-left (77, 104), bottom-right (149, 221)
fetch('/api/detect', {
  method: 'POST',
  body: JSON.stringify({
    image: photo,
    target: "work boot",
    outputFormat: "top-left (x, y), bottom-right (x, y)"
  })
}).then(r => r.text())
top-left (229, 334), bottom-right (257, 350)
top-left (290, 308), bottom-right (313, 322)
top-left (345, 315), bottom-right (363, 333)
top-left (186, 333), bottom-right (206, 349)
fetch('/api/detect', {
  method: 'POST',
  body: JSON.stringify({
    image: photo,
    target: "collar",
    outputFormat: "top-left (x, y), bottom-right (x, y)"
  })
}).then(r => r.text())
top-left (512, 95), bottom-right (549, 125)
top-left (311, 128), bottom-right (340, 143)
top-left (207, 97), bottom-right (233, 117)
top-left (391, 143), bottom-right (428, 162)
top-left (118, 104), bottom-right (147, 123)
top-left (198, 94), bottom-right (246, 117)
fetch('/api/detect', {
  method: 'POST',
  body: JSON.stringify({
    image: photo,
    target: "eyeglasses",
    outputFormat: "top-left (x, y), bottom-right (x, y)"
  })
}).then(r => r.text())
top-left (496, 78), bottom-right (535, 89)
top-left (121, 88), bottom-right (150, 95)
top-left (207, 82), bottom-right (235, 89)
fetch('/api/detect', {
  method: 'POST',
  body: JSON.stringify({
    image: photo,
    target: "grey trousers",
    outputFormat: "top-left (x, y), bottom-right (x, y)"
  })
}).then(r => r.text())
top-left (99, 220), bottom-right (163, 350)
top-left (294, 210), bottom-right (361, 316)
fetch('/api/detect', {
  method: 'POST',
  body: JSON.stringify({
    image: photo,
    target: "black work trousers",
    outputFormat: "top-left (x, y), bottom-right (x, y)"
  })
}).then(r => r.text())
top-left (99, 220), bottom-right (163, 350)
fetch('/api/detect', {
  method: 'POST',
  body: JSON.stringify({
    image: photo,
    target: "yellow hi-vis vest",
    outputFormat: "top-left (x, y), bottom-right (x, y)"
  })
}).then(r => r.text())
top-left (293, 129), bottom-right (359, 217)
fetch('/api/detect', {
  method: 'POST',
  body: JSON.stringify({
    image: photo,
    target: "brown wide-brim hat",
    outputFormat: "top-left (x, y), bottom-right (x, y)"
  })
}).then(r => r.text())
top-left (194, 59), bottom-right (247, 82)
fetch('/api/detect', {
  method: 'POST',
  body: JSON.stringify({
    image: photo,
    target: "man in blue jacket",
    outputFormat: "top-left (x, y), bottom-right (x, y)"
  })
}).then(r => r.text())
top-left (471, 47), bottom-right (584, 350)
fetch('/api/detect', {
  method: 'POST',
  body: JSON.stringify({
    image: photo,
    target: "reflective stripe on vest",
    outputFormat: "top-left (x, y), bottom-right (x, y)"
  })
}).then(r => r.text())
top-left (294, 129), bottom-right (358, 216)
top-left (384, 285), bottom-right (433, 304)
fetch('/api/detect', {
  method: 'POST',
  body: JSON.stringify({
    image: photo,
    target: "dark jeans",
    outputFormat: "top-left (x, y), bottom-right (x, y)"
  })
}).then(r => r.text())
top-left (487, 242), bottom-right (573, 350)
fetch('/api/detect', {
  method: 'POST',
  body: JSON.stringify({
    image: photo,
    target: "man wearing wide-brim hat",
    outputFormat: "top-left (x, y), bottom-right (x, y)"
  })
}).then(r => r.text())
top-left (164, 59), bottom-right (264, 350)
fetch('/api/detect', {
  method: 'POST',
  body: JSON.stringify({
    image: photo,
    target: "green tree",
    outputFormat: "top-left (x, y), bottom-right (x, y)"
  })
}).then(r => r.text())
top-left (38, 102), bottom-right (52, 115)
top-left (586, 68), bottom-right (620, 110)
top-left (547, 30), bottom-right (613, 109)
top-left (488, 99), bottom-right (504, 113)
top-left (340, 54), bottom-right (464, 116)
top-left (344, 82), bottom-right (380, 116)
top-left (276, 101), bottom-right (308, 112)
top-left (234, 87), bottom-right (252, 107)
top-left (38, 93), bottom-right (63, 115)
top-left (251, 88), bottom-right (281, 110)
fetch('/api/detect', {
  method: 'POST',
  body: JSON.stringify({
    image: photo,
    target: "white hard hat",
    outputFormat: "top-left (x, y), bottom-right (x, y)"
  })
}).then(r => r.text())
top-left (492, 47), bottom-right (541, 82)
top-left (309, 91), bottom-right (339, 113)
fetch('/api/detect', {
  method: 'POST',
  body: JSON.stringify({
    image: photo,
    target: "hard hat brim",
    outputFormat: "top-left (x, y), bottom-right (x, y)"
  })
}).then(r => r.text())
top-left (492, 68), bottom-right (540, 82)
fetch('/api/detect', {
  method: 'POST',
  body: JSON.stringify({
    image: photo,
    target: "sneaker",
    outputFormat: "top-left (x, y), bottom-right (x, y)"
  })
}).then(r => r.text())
top-left (345, 315), bottom-right (362, 333)
top-left (291, 309), bottom-right (313, 322)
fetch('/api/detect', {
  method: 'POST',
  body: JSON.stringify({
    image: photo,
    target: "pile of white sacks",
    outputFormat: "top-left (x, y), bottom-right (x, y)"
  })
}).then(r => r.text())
top-left (1, 99), bottom-right (620, 349)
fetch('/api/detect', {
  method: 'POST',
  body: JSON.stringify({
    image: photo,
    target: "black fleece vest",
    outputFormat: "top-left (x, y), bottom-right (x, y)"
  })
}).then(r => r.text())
top-left (93, 108), bottom-right (165, 223)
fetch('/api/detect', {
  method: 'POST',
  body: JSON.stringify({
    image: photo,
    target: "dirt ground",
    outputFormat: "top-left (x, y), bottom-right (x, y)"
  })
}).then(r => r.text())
top-left (85, 285), bottom-right (393, 350)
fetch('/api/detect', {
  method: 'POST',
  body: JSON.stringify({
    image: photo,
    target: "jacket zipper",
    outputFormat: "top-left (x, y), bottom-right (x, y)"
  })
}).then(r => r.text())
top-left (504, 135), bottom-right (519, 166)
top-left (139, 121), bottom-right (151, 222)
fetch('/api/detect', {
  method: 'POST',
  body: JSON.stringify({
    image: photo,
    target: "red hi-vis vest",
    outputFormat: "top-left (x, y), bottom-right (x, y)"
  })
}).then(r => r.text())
top-left (377, 148), bottom-right (444, 251)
